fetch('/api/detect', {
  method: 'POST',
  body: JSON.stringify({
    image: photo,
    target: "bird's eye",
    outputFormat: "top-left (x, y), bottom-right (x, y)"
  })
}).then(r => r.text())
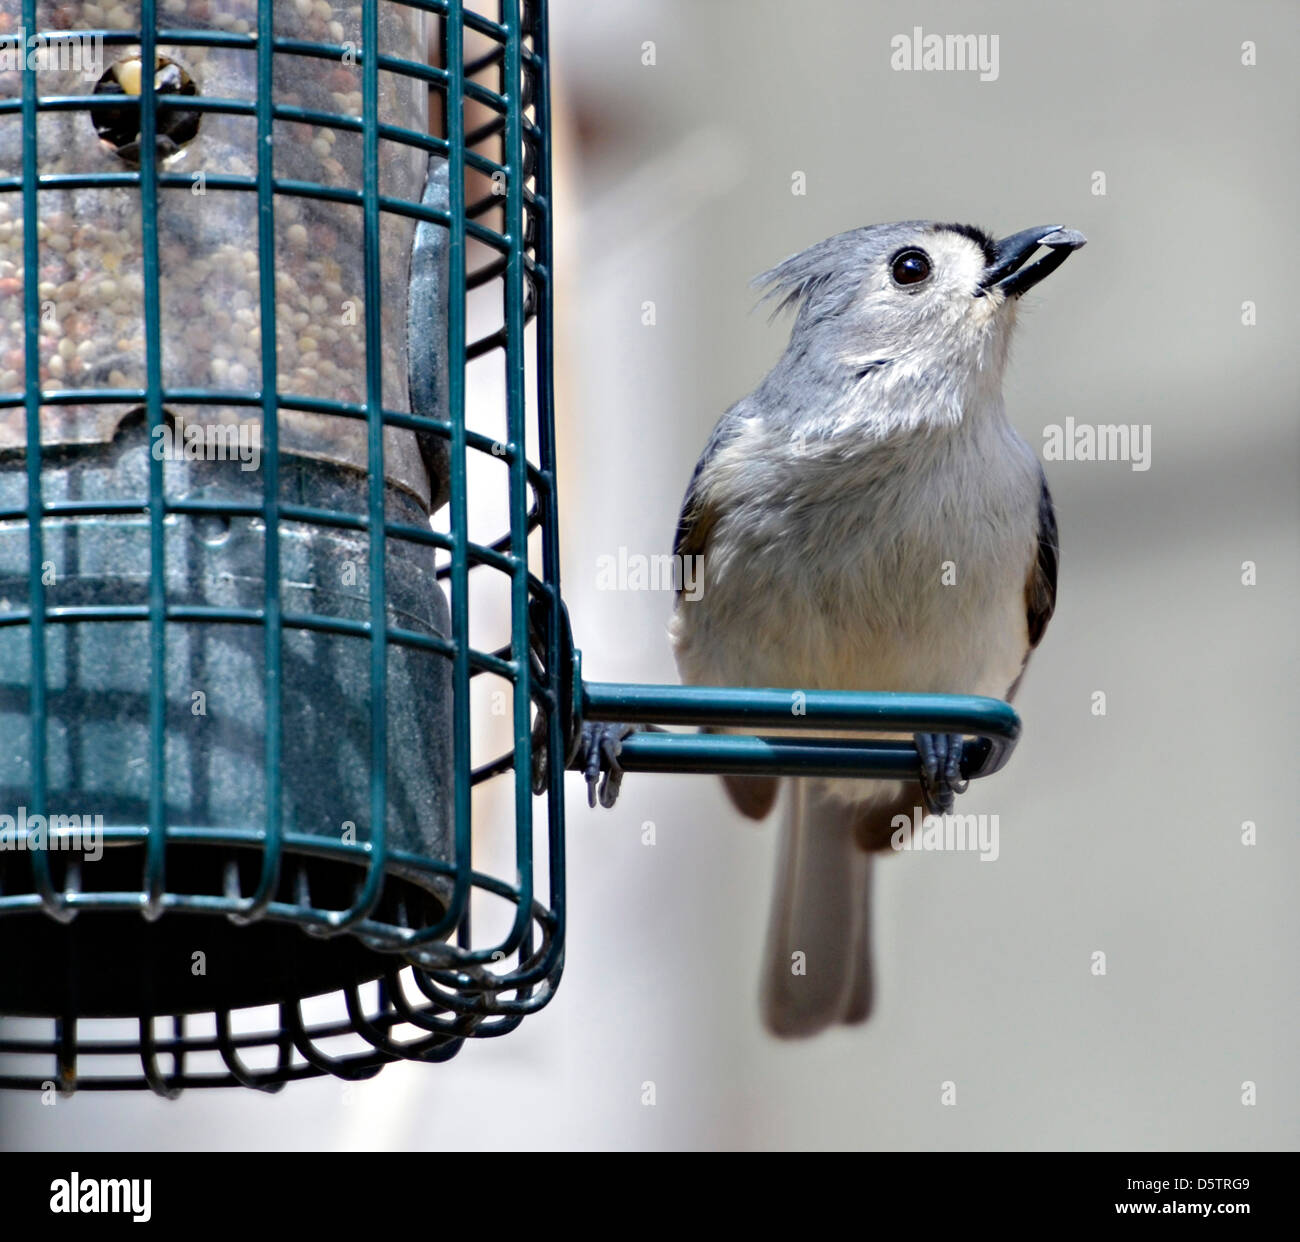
top-left (891, 249), bottom-right (932, 287)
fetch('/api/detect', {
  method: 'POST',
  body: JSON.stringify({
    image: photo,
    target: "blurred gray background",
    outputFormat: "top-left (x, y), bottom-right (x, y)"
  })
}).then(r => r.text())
top-left (6, 0), bottom-right (1297, 1150)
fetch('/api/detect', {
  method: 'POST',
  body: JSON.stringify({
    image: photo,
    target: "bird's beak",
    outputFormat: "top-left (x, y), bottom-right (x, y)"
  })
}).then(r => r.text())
top-left (976, 225), bottom-right (1086, 298)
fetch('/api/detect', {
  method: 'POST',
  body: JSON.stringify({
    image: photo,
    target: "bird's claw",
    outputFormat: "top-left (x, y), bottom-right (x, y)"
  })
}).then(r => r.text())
top-left (530, 714), bottom-right (635, 809)
top-left (578, 721), bottom-right (635, 808)
top-left (915, 731), bottom-right (969, 816)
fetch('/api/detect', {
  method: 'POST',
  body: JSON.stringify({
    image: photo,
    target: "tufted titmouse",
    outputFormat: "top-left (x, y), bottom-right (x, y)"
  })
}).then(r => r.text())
top-left (669, 221), bottom-right (1083, 1038)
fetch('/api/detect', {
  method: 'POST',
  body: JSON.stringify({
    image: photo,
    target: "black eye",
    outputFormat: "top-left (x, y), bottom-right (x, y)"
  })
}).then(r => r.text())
top-left (891, 248), bottom-right (931, 287)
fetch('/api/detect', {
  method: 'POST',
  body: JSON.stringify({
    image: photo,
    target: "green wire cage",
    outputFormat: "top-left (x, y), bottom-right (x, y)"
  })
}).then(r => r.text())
top-left (0, 0), bottom-right (1021, 1095)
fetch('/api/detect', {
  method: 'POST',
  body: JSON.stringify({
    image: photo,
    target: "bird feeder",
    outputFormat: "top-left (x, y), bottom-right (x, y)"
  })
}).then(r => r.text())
top-left (0, 0), bottom-right (1022, 1094)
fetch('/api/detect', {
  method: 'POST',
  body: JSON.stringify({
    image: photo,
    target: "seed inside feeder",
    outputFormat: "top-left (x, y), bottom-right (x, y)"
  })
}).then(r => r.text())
top-left (90, 55), bottom-right (201, 163)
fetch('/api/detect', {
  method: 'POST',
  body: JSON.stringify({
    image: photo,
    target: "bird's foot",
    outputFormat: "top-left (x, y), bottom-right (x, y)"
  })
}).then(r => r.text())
top-left (915, 732), bottom-right (970, 816)
top-left (574, 721), bottom-right (636, 808)
top-left (531, 713), bottom-right (636, 808)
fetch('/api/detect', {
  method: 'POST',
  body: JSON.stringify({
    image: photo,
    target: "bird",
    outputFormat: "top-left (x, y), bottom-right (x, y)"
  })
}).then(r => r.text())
top-left (667, 220), bottom-right (1083, 1038)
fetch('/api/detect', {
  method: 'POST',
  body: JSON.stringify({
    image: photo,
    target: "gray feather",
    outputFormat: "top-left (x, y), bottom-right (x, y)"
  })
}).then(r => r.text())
top-left (761, 781), bottom-right (874, 1038)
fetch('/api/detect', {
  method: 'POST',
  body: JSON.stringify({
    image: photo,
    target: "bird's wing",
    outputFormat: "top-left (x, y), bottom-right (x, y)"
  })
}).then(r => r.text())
top-left (1007, 470), bottom-right (1058, 701)
top-left (672, 418), bottom-right (736, 569)
top-left (674, 413), bottom-right (780, 820)
top-left (1026, 469), bottom-right (1059, 648)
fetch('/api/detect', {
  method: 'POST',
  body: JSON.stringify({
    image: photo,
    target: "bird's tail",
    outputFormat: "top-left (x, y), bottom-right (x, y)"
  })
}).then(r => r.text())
top-left (760, 780), bottom-right (878, 1038)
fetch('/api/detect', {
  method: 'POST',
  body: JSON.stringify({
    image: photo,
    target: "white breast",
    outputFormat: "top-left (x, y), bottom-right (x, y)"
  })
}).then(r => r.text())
top-left (670, 407), bottom-right (1042, 703)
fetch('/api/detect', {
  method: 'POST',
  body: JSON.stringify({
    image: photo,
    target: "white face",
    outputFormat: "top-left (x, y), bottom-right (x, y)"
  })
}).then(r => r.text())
top-left (842, 228), bottom-right (1014, 375)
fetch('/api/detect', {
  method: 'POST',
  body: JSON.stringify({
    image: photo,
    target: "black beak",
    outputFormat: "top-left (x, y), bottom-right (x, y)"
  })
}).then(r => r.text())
top-left (976, 225), bottom-right (1086, 298)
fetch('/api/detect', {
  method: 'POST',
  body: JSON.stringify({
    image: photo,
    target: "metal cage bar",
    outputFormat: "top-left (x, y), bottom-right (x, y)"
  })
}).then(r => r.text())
top-left (0, 0), bottom-right (567, 1092)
